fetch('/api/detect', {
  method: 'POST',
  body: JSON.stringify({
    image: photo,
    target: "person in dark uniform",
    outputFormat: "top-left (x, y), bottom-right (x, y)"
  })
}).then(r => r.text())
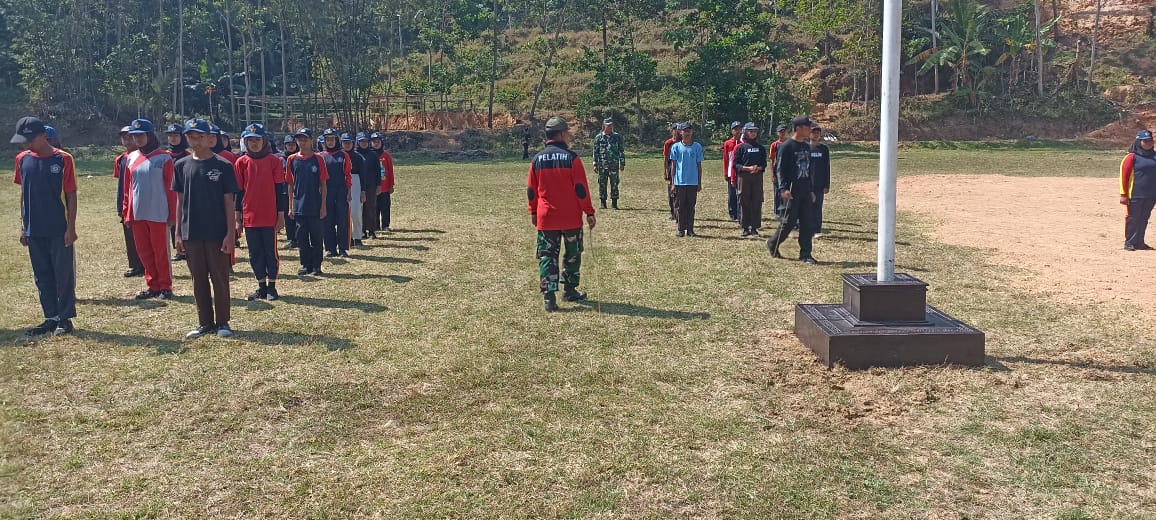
top-left (319, 129), bottom-right (352, 257)
top-left (527, 117), bottom-right (597, 312)
top-left (114, 125), bottom-right (144, 277)
top-left (731, 122), bottom-right (767, 237)
top-left (286, 129), bottom-right (328, 275)
top-left (355, 132), bottom-right (380, 240)
top-left (166, 123), bottom-right (191, 260)
top-left (809, 125), bottom-right (831, 237)
top-left (766, 116), bottom-right (818, 264)
top-left (173, 118), bottom-right (239, 339)
top-left (1120, 129), bottom-right (1156, 251)
top-left (770, 123), bottom-right (789, 220)
top-left (340, 132), bottom-right (366, 247)
top-left (662, 123), bottom-right (680, 221)
top-left (12, 116), bottom-right (79, 336)
top-left (279, 134), bottom-right (299, 249)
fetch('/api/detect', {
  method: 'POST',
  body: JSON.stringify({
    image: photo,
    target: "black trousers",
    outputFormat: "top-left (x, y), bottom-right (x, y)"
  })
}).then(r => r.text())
top-left (813, 192), bottom-right (826, 233)
top-left (245, 227), bottom-right (279, 280)
top-left (282, 210), bottom-right (298, 243)
top-left (362, 191), bottom-right (378, 234)
top-left (727, 182), bottom-right (739, 220)
top-left (674, 186), bottom-right (699, 233)
top-left (768, 191), bottom-right (816, 259)
top-left (184, 240), bottom-right (231, 327)
top-left (736, 173), bottom-right (764, 231)
top-left (1126, 197), bottom-right (1156, 247)
top-left (323, 189), bottom-right (350, 254)
top-left (667, 184), bottom-right (676, 219)
top-left (27, 235), bottom-right (76, 321)
top-left (377, 191), bottom-right (392, 229)
top-left (294, 215), bottom-right (324, 269)
top-left (773, 178), bottom-right (784, 218)
top-left (123, 223), bottom-right (143, 271)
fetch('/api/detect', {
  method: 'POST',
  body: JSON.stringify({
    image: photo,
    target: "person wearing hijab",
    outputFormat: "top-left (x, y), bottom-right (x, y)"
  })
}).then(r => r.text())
top-left (122, 119), bottom-right (177, 299)
top-left (165, 123), bottom-right (190, 260)
top-left (113, 126), bottom-right (145, 277)
top-left (1120, 129), bottom-right (1156, 251)
top-left (319, 129), bottom-right (353, 257)
top-left (355, 132), bottom-right (380, 240)
top-left (340, 132), bottom-right (367, 247)
top-left (210, 124), bottom-right (238, 165)
top-left (235, 123), bottom-right (288, 300)
top-left (280, 134), bottom-right (299, 249)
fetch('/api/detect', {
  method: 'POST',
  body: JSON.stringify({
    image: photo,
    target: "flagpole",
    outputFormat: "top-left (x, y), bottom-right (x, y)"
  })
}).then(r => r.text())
top-left (877, 0), bottom-right (902, 282)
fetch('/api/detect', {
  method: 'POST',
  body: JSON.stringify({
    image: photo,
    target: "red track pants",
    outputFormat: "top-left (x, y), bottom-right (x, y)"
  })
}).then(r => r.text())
top-left (131, 220), bottom-right (173, 292)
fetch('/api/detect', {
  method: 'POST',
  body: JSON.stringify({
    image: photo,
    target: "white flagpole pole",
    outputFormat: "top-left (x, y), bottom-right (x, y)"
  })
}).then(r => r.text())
top-left (877, 0), bottom-right (902, 282)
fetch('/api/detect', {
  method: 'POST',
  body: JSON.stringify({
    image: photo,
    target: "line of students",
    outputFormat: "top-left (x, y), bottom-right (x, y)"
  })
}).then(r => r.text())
top-left (11, 115), bottom-right (398, 339)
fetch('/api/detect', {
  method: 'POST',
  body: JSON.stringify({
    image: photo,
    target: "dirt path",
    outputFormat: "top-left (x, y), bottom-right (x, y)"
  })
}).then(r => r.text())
top-left (855, 175), bottom-right (1156, 311)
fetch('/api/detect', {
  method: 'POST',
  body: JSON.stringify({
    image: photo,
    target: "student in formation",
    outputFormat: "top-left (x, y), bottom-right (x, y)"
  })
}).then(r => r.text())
top-left (355, 133), bottom-right (380, 240)
top-left (319, 129), bottom-right (353, 257)
top-left (210, 124), bottom-right (238, 165)
top-left (731, 122), bottom-right (767, 237)
top-left (767, 116), bottom-right (819, 264)
top-left (279, 134), bottom-right (300, 249)
top-left (12, 116), bottom-right (78, 336)
top-left (377, 138), bottom-right (395, 233)
top-left (234, 123), bottom-right (288, 301)
top-left (113, 125), bottom-right (144, 278)
top-left (122, 119), bottom-right (177, 300)
top-left (527, 117), bottom-right (597, 312)
top-left (1120, 129), bottom-right (1156, 251)
top-left (770, 123), bottom-right (789, 220)
top-left (340, 132), bottom-right (367, 247)
top-left (286, 129), bottom-right (328, 275)
top-left (668, 122), bottom-right (704, 237)
top-left (172, 118), bottom-right (239, 338)
top-left (722, 121), bottom-right (742, 222)
top-left (165, 123), bottom-right (190, 261)
top-left (44, 126), bottom-right (62, 149)
top-left (662, 123), bottom-right (680, 221)
top-left (809, 125), bottom-right (831, 237)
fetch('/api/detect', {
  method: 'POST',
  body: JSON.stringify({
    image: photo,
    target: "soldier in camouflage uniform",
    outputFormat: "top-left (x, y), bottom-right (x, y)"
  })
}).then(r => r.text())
top-left (592, 117), bottom-right (626, 209)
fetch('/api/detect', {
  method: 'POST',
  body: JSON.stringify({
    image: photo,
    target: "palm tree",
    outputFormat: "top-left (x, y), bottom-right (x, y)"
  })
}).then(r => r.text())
top-left (912, 0), bottom-right (992, 106)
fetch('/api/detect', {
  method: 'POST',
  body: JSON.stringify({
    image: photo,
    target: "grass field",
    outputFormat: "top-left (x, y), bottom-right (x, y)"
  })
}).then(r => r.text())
top-left (2, 146), bottom-right (1154, 518)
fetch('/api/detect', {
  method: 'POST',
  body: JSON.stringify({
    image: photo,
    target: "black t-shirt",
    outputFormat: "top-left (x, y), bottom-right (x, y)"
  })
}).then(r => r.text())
top-left (172, 154), bottom-right (239, 242)
top-left (732, 139), bottom-right (767, 175)
top-left (810, 143), bottom-right (831, 192)
top-left (774, 138), bottom-right (813, 193)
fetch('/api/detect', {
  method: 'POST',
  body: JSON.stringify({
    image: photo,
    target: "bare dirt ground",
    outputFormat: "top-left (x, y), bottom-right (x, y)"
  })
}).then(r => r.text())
top-left (855, 174), bottom-right (1156, 316)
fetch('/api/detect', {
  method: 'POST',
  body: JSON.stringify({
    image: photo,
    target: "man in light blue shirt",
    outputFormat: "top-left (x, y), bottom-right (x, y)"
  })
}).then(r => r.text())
top-left (667, 122), bottom-right (703, 237)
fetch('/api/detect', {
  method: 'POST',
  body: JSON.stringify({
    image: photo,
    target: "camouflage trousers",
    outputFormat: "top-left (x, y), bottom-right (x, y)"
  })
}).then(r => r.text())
top-left (596, 168), bottom-right (620, 201)
top-left (537, 229), bottom-right (583, 293)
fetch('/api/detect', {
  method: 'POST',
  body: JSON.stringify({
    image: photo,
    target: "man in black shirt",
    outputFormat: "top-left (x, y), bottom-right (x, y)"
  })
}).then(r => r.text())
top-left (766, 116), bottom-right (818, 264)
top-left (731, 123), bottom-right (767, 237)
top-left (809, 125), bottom-right (831, 237)
top-left (173, 118), bottom-right (239, 338)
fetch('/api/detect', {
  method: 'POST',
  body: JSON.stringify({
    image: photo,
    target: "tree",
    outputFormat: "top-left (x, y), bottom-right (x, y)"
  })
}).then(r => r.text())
top-left (913, 0), bottom-right (992, 106)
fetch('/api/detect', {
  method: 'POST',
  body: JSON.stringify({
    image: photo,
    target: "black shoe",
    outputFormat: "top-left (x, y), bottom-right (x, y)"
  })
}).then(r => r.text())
top-left (339, 251), bottom-right (348, 258)
top-left (676, 231), bottom-right (685, 237)
top-left (801, 257), bottom-right (818, 265)
top-left (600, 200), bottom-right (607, 209)
top-left (767, 239), bottom-right (783, 258)
top-left (563, 288), bottom-right (587, 302)
top-left (611, 200), bottom-right (619, 210)
top-left (750, 230), bottom-right (760, 236)
top-left (1137, 244), bottom-right (1154, 250)
top-left (369, 232), bottom-right (378, 239)
top-left (26, 319), bottom-right (58, 337)
top-left (311, 268), bottom-right (324, 276)
top-left (247, 287), bottom-right (267, 301)
top-left (135, 290), bottom-right (159, 300)
top-left (297, 267), bottom-right (310, 276)
top-left (265, 286), bottom-right (280, 301)
top-left (544, 292), bottom-right (559, 312)
top-left (741, 229), bottom-right (751, 237)
top-left (159, 290), bottom-right (173, 300)
top-left (669, 215), bottom-right (676, 221)
top-left (285, 241), bottom-right (297, 250)
top-left (325, 251), bottom-right (339, 258)
top-left (352, 240), bottom-right (363, 247)
top-left (171, 253), bottom-right (186, 261)
top-left (686, 230), bottom-right (697, 237)
top-left (123, 268), bottom-right (144, 278)
top-left (185, 324), bottom-right (216, 339)
top-left (1125, 243), bottom-right (1137, 251)
top-left (216, 323), bottom-right (234, 338)
top-left (54, 319), bottom-right (73, 335)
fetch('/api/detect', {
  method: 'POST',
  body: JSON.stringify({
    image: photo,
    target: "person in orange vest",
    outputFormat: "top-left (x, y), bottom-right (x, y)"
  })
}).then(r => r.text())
top-left (1121, 129), bottom-right (1156, 251)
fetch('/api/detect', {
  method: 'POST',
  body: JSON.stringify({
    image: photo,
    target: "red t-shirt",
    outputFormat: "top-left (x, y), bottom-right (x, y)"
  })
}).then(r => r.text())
top-left (662, 138), bottom-right (677, 182)
top-left (217, 150), bottom-right (238, 165)
top-left (722, 137), bottom-right (739, 183)
top-left (235, 153), bottom-right (286, 228)
top-left (379, 151), bottom-right (395, 193)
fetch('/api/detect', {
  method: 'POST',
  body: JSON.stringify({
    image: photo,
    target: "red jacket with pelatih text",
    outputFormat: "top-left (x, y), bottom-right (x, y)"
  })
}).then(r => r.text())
top-left (527, 140), bottom-right (595, 231)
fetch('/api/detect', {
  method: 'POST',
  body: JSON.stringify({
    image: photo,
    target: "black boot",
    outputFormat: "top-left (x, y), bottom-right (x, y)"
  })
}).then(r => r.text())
top-left (544, 292), bottom-right (559, 312)
top-left (600, 200), bottom-right (607, 209)
top-left (563, 286), bottom-right (587, 302)
top-left (611, 199), bottom-right (619, 210)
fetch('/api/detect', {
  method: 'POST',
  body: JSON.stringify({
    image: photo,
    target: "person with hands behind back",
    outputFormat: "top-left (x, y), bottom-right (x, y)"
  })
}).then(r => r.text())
top-left (1120, 129), bottom-right (1156, 251)
top-left (527, 117), bottom-right (597, 313)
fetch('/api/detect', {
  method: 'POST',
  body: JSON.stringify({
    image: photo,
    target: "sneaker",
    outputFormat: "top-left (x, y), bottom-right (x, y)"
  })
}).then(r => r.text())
top-left (1125, 243), bottom-right (1137, 251)
top-left (767, 239), bottom-right (783, 258)
top-left (325, 251), bottom-right (339, 258)
top-left (311, 268), bottom-right (324, 276)
top-left (741, 229), bottom-right (751, 237)
top-left (686, 230), bottom-right (697, 237)
top-left (750, 229), bottom-right (760, 237)
top-left (297, 267), bottom-right (310, 276)
top-left (53, 319), bottom-right (73, 335)
top-left (135, 289), bottom-right (159, 300)
top-left (369, 232), bottom-right (378, 239)
top-left (676, 231), bottom-right (685, 238)
top-left (247, 287), bottom-right (267, 301)
top-left (544, 292), bottom-right (559, 312)
top-left (611, 200), bottom-right (619, 210)
top-left (562, 287), bottom-right (587, 302)
top-left (801, 257), bottom-right (818, 265)
top-left (158, 290), bottom-right (173, 300)
top-left (123, 268), bottom-right (144, 278)
top-left (339, 251), bottom-right (348, 258)
top-left (284, 241), bottom-right (297, 250)
top-left (813, 232), bottom-right (825, 239)
top-left (383, 227), bottom-right (392, 233)
top-left (26, 319), bottom-right (58, 337)
top-left (265, 286), bottom-right (280, 301)
top-left (185, 324), bottom-right (216, 339)
top-left (216, 323), bottom-right (234, 338)
top-left (171, 253), bottom-right (186, 261)
top-left (600, 200), bottom-right (607, 209)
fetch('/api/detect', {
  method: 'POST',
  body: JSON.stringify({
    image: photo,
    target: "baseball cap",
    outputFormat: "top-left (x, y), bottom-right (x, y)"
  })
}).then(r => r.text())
top-left (1138, 129), bottom-right (1153, 141)
top-left (742, 122), bottom-right (759, 131)
top-left (241, 123), bottom-right (267, 139)
top-left (44, 125), bottom-right (58, 140)
top-left (283, 134), bottom-right (295, 144)
top-left (356, 132), bottom-right (369, 141)
top-left (127, 119), bottom-right (155, 134)
top-left (11, 116), bottom-right (46, 144)
top-left (811, 125), bottom-right (823, 132)
top-left (165, 123), bottom-right (184, 134)
top-left (119, 126), bottom-right (133, 135)
top-left (294, 128), bottom-right (313, 139)
top-left (730, 121), bottom-right (742, 130)
top-left (340, 132), bottom-right (354, 142)
top-left (183, 118), bottom-right (211, 134)
top-left (321, 128), bottom-right (339, 138)
top-left (370, 132), bottom-right (383, 140)
top-left (545, 117), bottom-right (569, 132)
top-left (603, 118), bottom-right (614, 126)
top-left (776, 124), bottom-right (788, 132)
top-left (677, 122), bottom-right (694, 131)
top-left (791, 115), bottom-right (813, 129)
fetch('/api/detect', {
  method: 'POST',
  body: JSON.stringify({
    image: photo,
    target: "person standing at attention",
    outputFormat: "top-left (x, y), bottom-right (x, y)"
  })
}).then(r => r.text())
top-left (113, 125), bottom-right (144, 278)
top-left (809, 125), bottom-right (831, 238)
top-left (662, 123), bottom-right (680, 221)
top-left (234, 123), bottom-right (288, 301)
top-left (722, 121), bottom-right (742, 222)
top-left (1120, 129), bottom-right (1156, 251)
top-left (592, 118), bottom-right (625, 209)
top-left (668, 123), bottom-right (704, 237)
top-left (122, 119), bottom-right (177, 300)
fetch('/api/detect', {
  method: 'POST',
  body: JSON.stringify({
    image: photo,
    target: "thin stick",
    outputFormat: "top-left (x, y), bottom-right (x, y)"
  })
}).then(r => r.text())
top-left (587, 226), bottom-right (602, 316)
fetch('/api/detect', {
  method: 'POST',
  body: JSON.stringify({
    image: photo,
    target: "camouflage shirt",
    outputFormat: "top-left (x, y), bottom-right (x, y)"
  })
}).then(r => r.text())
top-left (592, 131), bottom-right (625, 171)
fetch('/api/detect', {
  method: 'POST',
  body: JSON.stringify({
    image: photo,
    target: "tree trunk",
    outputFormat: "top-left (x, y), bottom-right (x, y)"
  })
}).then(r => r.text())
top-left (528, 3), bottom-right (568, 122)
top-left (242, 30), bottom-right (252, 125)
top-left (1051, 0), bottom-right (1061, 39)
top-left (931, 0), bottom-right (939, 94)
top-left (487, 0), bottom-right (499, 128)
top-left (280, 24), bottom-right (289, 131)
top-left (601, 10), bottom-right (608, 66)
top-left (1034, 0), bottom-right (1043, 96)
top-left (1088, 0), bottom-right (1101, 95)
top-left (224, 1), bottom-right (237, 126)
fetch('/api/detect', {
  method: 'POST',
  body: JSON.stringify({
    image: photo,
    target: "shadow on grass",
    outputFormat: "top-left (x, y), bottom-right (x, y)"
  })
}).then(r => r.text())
top-left (241, 331), bottom-right (354, 352)
top-left (346, 254), bottom-right (423, 264)
top-left (278, 295), bottom-right (386, 313)
top-left (996, 355), bottom-right (1156, 376)
top-left (566, 300), bottom-right (710, 320)
top-left (378, 236), bottom-right (439, 243)
top-left (77, 297), bottom-right (166, 310)
top-left (388, 228), bottom-right (446, 234)
top-left (314, 272), bottom-right (399, 281)
top-left (73, 330), bottom-right (184, 354)
top-left (374, 243), bottom-right (431, 252)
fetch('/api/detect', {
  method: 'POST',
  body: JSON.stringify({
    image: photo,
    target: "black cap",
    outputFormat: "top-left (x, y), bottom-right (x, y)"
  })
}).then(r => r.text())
top-left (730, 121), bottom-right (742, 129)
top-left (294, 128), bottom-right (314, 139)
top-left (11, 116), bottom-right (46, 144)
top-left (776, 124), bottom-right (788, 132)
top-left (811, 125), bottom-right (823, 132)
top-left (742, 122), bottom-right (759, 132)
top-left (283, 135), bottom-right (295, 144)
top-left (791, 115), bottom-right (813, 129)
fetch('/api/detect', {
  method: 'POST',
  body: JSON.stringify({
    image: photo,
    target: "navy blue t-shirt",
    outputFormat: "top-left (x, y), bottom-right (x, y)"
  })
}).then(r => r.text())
top-left (15, 149), bottom-right (77, 238)
top-left (287, 154), bottom-right (328, 217)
